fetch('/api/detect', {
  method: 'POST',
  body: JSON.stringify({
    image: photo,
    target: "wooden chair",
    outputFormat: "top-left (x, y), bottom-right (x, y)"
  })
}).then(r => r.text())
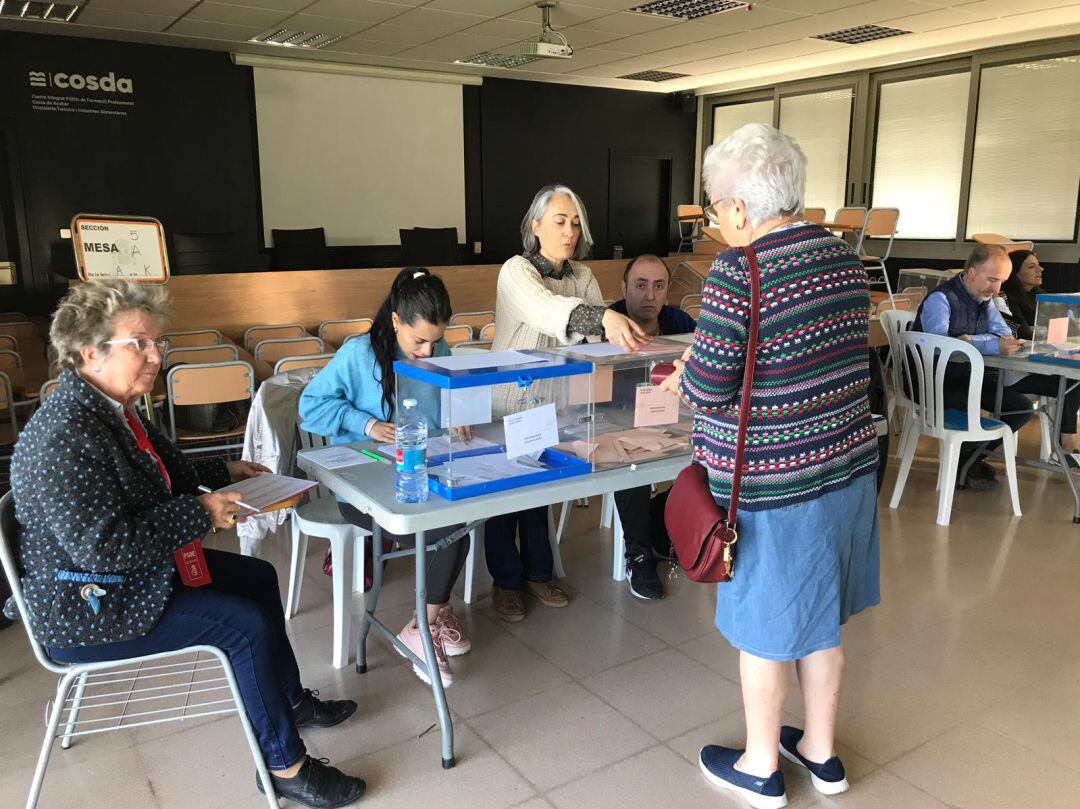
top-left (162, 329), bottom-right (223, 348)
top-left (971, 233), bottom-right (1034, 252)
top-left (857, 207), bottom-right (900, 305)
top-left (676, 204), bottom-right (704, 252)
top-left (683, 303), bottom-right (702, 321)
top-left (0, 371), bottom-right (17, 450)
top-left (318, 318), bottom-right (372, 348)
top-left (452, 341), bottom-right (492, 353)
top-left (478, 322), bottom-right (496, 342)
top-left (443, 324), bottom-right (473, 347)
top-left (0, 349), bottom-right (28, 396)
top-left (165, 361), bottom-right (254, 455)
top-left (680, 293), bottom-right (702, 312)
top-left (39, 378), bottom-right (59, 400)
top-left (0, 335), bottom-right (17, 352)
top-left (691, 239), bottom-right (719, 254)
top-left (243, 324), bottom-right (306, 352)
top-left (803, 207), bottom-right (826, 225)
top-left (275, 353), bottom-right (334, 375)
top-left (828, 206), bottom-right (867, 233)
top-left (875, 298), bottom-right (911, 315)
top-left (254, 337), bottom-right (325, 380)
top-left (164, 344), bottom-right (239, 368)
top-left (449, 311), bottom-right (495, 334)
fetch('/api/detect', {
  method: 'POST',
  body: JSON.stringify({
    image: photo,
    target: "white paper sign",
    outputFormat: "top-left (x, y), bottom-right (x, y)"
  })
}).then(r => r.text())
top-left (425, 350), bottom-right (544, 371)
top-left (503, 402), bottom-right (559, 459)
top-left (72, 215), bottom-right (170, 283)
top-left (440, 386), bottom-right (492, 428)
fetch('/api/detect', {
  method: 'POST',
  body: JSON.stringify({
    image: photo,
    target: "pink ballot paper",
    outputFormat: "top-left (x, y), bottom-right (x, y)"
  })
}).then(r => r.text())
top-left (634, 385), bottom-right (680, 427)
top-left (1047, 316), bottom-right (1070, 346)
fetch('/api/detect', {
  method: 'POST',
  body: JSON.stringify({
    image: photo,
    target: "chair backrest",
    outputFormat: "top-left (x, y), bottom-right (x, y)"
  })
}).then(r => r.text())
top-left (478, 322), bottom-right (496, 342)
top-left (449, 311), bottom-right (495, 333)
top-left (676, 204), bottom-right (703, 220)
top-left (684, 303), bottom-right (702, 321)
top-left (165, 344), bottom-right (238, 368)
top-left (971, 233), bottom-right (1035, 253)
top-left (880, 309), bottom-right (916, 402)
top-left (0, 335), bottom-right (17, 352)
top-left (875, 298), bottom-right (911, 314)
top-left (271, 227), bottom-right (330, 270)
top-left (274, 353), bottom-right (334, 375)
top-left (0, 492), bottom-right (63, 673)
top-left (244, 323), bottom-right (305, 351)
top-left (171, 232), bottom-right (240, 275)
top-left (680, 293), bottom-right (702, 311)
top-left (166, 361), bottom-right (254, 408)
top-left (670, 261), bottom-right (708, 295)
top-left (452, 341), bottom-right (493, 354)
top-left (0, 371), bottom-right (17, 442)
top-left (254, 336), bottom-right (325, 366)
top-left (443, 324), bottom-right (473, 346)
top-left (691, 239), bottom-right (719, 254)
top-left (833, 207), bottom-right (867, 230)
top-left (0, 349), bottom-right (24, 388)
top-left (400, 227), bottom-right (459, 266)
top-left (39, 378), bottom-right (58, 400)
top-left (318, 318), bottom-right (372, 347)
top-left (0, 321), bottom-right (43, 360)
top-left (863, 207), bottom-right (900, 238)
top-left (162, 329), bottom-right (223, 348)
top-left (897, 331), bottom-right (984, 439)
top-left (803, 207), bottom-right (826, 225)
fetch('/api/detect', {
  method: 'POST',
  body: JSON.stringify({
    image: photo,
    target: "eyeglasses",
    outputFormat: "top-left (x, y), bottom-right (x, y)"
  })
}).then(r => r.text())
top-left (104, 337), bottom-right (169, 356)
top-left (702, 201), bottom-right (724, 225)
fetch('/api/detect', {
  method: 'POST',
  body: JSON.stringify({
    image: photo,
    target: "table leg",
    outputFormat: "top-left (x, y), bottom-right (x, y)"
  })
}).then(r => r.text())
top-left (414, 530), bottom-right (455, 769)
top-left (355, 524), bottom-right (383, 674)
top-left (1049, 377), bottom-right (1080, 523)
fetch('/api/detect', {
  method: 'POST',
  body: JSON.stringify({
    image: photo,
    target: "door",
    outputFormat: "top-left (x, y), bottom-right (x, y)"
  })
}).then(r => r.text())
top-left (608, 154), bottom-right (673, 259)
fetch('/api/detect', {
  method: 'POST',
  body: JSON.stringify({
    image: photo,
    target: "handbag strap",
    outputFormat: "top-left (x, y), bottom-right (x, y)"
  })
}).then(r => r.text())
top-left (726, 246), bottom-right (762, 527)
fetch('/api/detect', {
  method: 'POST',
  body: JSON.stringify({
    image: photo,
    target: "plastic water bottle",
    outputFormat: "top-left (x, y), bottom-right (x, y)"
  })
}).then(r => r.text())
top-left (395, 398), bottom-right (428, 503)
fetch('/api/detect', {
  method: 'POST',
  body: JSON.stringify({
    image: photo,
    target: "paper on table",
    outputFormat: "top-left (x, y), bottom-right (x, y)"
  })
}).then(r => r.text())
top-left (214, 473), bottom-right (317, 513)
top-left (377, 435), bottom-right (499, 459)
top-left (503, 402), bottom-right (559, 459)
top-left (634, 385), bottom-right (680, 427)
top-left (304, 445), bottom-right (373, 470)
top-left (561, 342), bottom-right (630, 357)
top-left (1047, 316), bottom-right (1070, 346)
top-left (429, 453), bottom-right (546, 485)
top-left (568, 365), bottom-right (613, 405)
top-left (440, 386), bottom-right (492, 428)
top-left (424, 350), bottom-right (544, 371)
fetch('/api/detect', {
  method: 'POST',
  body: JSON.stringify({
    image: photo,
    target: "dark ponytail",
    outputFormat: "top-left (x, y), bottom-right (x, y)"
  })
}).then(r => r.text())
top-left (370, 267), bottom-right (453, 418)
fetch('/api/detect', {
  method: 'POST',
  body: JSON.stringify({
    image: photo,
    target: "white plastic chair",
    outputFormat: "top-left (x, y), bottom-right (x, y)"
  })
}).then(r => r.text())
top-left (286, 430), bottom-right (371, 669)
top-left (879, 309), bottom-right (916, 441)
top-left (0, 492), bottom-right (277, 809)
top-left (889, 332), bottom-right (1021, 526)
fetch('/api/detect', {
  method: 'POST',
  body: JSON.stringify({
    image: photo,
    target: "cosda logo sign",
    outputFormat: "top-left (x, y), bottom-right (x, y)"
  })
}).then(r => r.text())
top-left (28, 70), bottom-right (134, 93)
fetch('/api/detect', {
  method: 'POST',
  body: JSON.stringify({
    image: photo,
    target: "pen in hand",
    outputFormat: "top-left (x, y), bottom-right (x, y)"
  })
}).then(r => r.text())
top-left (197, 485), bottom-right (259, 513)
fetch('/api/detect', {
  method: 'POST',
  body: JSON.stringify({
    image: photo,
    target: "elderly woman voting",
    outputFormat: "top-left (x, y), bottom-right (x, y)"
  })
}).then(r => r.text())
top-left (662, 125), bottom-right (879, 808)
top-left (11, 281), bottom-right (366, 809)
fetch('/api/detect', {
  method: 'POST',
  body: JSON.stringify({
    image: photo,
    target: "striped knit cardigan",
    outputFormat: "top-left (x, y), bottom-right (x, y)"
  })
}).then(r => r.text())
top-left (678, 223), bottom-right (878, 512)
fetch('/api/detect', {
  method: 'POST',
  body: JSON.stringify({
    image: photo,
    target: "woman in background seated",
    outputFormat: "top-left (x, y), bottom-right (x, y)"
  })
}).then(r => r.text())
top-left (485, 184), bottom-right (650, 622)
top-left (299, 267), bottom-right (469, 688)
top-left (12, 281), bottom-right (365, 809)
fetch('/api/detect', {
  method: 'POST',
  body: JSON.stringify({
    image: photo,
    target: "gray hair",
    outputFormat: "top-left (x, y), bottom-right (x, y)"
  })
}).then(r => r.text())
top-left (520, 184), bottom-right (594, 261)
top-left (702, 123), bottom-right (807, 228)
top-left (50, 280), bottom-right (170, 372)
top-left (965, 243), bottom-right (1009, 271)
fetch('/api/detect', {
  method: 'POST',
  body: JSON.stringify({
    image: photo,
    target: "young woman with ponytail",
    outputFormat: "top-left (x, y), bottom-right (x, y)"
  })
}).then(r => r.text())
top-left (299, 267), bottom-right (470, 687)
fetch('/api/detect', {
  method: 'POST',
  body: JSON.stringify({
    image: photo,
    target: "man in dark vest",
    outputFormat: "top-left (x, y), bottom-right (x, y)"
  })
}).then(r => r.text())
top-left (913, 243), bottom-right (1038, 488)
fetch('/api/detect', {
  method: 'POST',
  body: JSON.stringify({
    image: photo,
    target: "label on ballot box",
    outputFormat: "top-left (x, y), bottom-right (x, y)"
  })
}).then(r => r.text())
top-left (174, 540), bottom-right (212, 587)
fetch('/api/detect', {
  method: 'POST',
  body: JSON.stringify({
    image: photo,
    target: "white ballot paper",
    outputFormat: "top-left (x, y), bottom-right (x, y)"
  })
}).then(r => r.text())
top-left (377, 435), bottom-right (499, 459)
top-left (440, 386), bottom-right (492, 428)
top-left (424, 350), bottom-right (544, 371)
top-left (503, 402), bottom-right (558, 459)
top-left (303, 445), bottom-right (374, 470)
top-left (214, 473), bottom-right (317, 513)
top-left (430, 453), bottom-right (546, 484)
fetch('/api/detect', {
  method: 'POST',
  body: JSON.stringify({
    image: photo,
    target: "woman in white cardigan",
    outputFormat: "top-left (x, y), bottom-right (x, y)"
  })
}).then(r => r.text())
top-left (486, 184), bottom-right (649, 623)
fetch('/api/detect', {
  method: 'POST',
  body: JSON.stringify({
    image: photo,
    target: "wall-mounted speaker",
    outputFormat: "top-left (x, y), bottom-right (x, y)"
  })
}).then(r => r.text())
top-left (670, 91), bottom-right (696, 114)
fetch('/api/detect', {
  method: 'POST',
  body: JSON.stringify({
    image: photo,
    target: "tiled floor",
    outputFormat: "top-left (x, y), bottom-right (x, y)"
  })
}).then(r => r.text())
top-left (3, 428), bottom-right (1080, 808)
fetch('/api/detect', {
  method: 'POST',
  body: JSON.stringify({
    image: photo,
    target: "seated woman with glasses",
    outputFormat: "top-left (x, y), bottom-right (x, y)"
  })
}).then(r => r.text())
top-left (10, 281), bottom-right (367, 808)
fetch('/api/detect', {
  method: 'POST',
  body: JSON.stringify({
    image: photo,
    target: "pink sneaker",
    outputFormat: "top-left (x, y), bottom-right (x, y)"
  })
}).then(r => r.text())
top-left (396, 618), bottom-right (452, 687)
top-left (436, 605), bottom-right (472, 657)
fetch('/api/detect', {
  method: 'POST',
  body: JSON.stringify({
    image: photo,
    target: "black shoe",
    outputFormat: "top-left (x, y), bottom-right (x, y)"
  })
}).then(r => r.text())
top-left (292, 688), bottom-right (357, 729)
top-left (969, 460), bottom-right (997, 480)
top-left (627, 553), bottom-right (664, 601)
top-left (257, 757), bottom-right (366, 808)
top-left (956, 474), bottom-right (998, 491)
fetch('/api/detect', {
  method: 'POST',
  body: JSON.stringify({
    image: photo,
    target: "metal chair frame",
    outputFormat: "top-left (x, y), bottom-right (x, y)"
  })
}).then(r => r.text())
top-left (165, 360), bottom-right (255, 456)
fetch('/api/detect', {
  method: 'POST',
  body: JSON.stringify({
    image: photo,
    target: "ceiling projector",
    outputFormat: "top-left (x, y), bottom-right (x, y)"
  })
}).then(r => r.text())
top-left (521, 1), bottom-right (574, 60)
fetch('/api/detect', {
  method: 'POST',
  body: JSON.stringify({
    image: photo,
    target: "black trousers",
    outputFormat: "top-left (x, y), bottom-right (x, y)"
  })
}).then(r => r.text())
top-left (613, 486), bottom-right (672, 560)
top-left (483, 507), bottom-right (553, 590)
top-left (338, 502), bottom-right (468, 605)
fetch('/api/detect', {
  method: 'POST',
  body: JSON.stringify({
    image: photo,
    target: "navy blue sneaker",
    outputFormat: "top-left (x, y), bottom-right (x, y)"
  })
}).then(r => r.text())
top-left (779, 726), bottom-right (849, 795)
top-left (698, 745), bottom-right (787, 809)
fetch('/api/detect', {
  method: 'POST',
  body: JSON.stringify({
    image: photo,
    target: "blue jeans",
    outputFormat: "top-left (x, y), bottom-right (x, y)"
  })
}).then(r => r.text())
top-left (49, 549), bottom-right (306, 770)
top-left (484, 507), bottom-right (553, 589)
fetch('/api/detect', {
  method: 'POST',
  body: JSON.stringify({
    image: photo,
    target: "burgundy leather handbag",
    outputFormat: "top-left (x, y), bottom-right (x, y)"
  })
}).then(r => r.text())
top-left (665, 246), bottom-right (761, 583)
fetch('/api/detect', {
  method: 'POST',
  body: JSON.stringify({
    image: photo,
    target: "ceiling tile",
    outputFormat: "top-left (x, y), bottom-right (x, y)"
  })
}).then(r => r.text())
top-left (457, 17), bottom-right (541, 38)
top-left (882, 7), bottom-right (979, 30)
top-left (426, 0), bottom-right (533, 14)
top-left (503, 2), bottom-right (615, 28)
top-left (582, 11), bottom-right (683, 35)
top-left (268, 14), bottom-right (370, 36)
top-left (197, 0), bottom-right (312, 10)
top-left (646, 42), bottom-right (736, 65)
top-left (301, 0), bottom-right (416, 22)
top-left (685, 52), bottom-right (754, 72)
top-left (183, 3), bottom-right (291, 27)
top-left (765, 0), bottom-right (874, 11)
top-left (659, 59), bottom-right (730, 75)
top-left (557, 46), bottom-right (636, 67)
top-left (687, 35), bottom-right (747, 57)
top-left (741, 38), bottom-right (847, 66)
top-left (392, 44), bottom-right (467, 61)
top-left (559, 25), bottom-right (626, 47)
top-left (562, 0), bottom-right (644, 9)
top-left (426, 31), bottom-right (520, 50)
top-left (331, 35), bottom-right (410, 55)
top-left (388, 7), bottom-right (491, 32)
top-left (88, 0), bottom-right (198, 14)
top-left (814, 0), bottom-right (946, 30)
top-left (691, 4), bottom-right (806, 30)
top-left (616, 24), bottom-right (724, 50)
top-left (956, 0), bottom-right (1080, 16)
top-left (74, 8), bottom-right (176, 33)
top-left (165, 19), bottom-right (266, 39)
top-left (348, 23), bottom-right (440, 44)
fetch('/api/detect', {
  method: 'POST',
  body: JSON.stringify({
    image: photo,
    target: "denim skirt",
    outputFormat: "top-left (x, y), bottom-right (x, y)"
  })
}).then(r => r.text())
top-left (714, 473), bottom-right (880, 662)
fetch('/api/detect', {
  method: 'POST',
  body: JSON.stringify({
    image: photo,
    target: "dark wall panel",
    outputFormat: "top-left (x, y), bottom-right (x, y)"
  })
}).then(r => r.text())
top-left (0, 31), bottom-right (260, 308)
top-left (476, 77), bottom-right (697, 264)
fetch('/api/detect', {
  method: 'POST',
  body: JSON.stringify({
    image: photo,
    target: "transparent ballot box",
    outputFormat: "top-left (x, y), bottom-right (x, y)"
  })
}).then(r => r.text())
top-left (539, 338), bottom-right (693, 470)
top-left (392, 349), bottom-right (594, 500)
top-left (1029, 293), bottom-right (1080, 367)
top-left (896, 267), bottom-right (959, 295)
